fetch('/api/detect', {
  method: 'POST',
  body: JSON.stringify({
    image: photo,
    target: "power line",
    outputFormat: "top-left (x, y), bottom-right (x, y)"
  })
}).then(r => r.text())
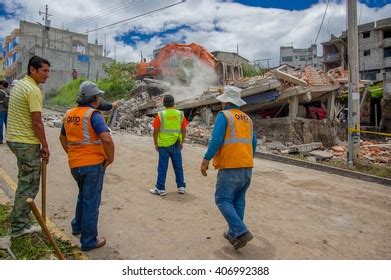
top-left (314, 0), bottom-right (330, 45)
top-left (302, 0), bottom-right (330, 70)
top-left (86, 0), bottom-right (186, 33)
top-left (17, 1), bottom-right (186, 58)
top-left (65, 0), bottom-right (132, 28)
top-left (65, 0), bottom-right (144, 30)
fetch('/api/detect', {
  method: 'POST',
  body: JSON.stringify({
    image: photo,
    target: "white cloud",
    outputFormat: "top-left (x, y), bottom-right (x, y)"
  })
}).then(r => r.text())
top-left (1, 0), bottom-right (390, 66)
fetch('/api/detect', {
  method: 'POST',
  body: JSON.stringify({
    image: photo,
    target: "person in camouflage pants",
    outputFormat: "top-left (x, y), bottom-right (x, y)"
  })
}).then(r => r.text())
top-left (7, 142), bottom-right (41, 234)
top-left (6, 56), bottom-right (51, 237)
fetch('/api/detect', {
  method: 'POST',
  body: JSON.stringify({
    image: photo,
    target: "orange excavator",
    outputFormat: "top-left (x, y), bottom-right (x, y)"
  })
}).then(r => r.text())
top-left (135, 43), bottom-right (218, 82)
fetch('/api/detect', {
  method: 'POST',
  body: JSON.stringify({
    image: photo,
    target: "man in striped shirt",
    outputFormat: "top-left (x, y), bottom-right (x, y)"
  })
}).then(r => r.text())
top-left (6, 55), bottom-right (50, 237)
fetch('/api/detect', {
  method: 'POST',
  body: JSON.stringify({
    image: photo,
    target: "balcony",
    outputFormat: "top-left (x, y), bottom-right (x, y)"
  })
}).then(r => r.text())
top-left (322, 52), bottom-right (342, 63)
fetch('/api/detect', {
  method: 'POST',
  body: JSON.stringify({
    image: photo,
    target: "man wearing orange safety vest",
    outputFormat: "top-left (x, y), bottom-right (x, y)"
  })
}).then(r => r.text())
top-left (150, 94), bottom-right (188, 196)
top-left (59, 81), bottom-right (115, 251)
top-left (201, 86), bottom-right (257, 250)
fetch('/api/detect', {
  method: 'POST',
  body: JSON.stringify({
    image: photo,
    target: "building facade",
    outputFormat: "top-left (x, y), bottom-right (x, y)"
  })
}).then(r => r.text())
top-left (322, 17), bottom-right (391, 81)
top-left (2, 20), bottom-right (113, 92)
top-left (211, 51), bottom-right (248, 83)
top-left (280, 44), bottom-right (322, 69)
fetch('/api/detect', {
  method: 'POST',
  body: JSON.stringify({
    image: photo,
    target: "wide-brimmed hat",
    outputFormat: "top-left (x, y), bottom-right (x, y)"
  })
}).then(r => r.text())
top-left (78, 81), bottom-right (104, 97)
top-left (216, 86), bottom-right (246, 107)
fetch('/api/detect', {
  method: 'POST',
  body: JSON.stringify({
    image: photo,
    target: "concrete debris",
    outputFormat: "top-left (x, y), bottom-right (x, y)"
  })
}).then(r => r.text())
top-left (44, 114), bottom-right (64, 128)
top-left (283, 142), bottom-right (323, 154)
top-left (309, 150), bottom-right (334, 161)
top-left (306, 156), bottom-right (318, 163)
top-left (265, 141), bottom-right (287, 150)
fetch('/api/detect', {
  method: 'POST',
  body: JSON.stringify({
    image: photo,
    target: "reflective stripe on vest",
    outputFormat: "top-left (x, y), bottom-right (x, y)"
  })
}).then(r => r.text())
top-left (67, 108), bottom-right (102, 146)
top-left (158, 110), bottom-right (183, 134)
top-left (222, 110), bottom-right (253, 145)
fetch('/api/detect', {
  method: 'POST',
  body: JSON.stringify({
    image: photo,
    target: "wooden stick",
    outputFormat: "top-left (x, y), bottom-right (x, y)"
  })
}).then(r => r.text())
top-left (26, 198), bottom-right (65, 260)
top-left (41, 159), bottom-right (47, 223)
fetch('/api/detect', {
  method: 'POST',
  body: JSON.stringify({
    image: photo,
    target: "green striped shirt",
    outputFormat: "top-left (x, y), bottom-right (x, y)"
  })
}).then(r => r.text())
top-left (6, 75), bottom-right (43, 144)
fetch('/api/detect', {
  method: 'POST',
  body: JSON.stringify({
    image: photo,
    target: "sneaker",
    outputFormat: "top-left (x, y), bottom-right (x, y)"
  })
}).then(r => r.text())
top-left (149, 188), bottom-right (166, 196)
top-left (223, 231), bottom-right (236, 245)
top-left (11, 225), bottom-right (41, 238)
top-left (233, 231), bottom-right (253, 250)
top-left (178, 187), bottom-right (186, 194)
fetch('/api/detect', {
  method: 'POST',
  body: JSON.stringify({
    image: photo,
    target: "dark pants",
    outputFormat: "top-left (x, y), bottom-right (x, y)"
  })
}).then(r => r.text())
top-left (155, 144), bottom-right (186, 191)
top-left (0, 111), bottom-right (7, 142)
top-left (70, 163), bottom-right (105, 250)
top-left (7, 142), bottom-right (41, 234)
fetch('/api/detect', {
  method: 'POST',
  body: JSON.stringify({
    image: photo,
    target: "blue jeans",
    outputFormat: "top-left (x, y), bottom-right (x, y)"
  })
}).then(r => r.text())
top-left (0, 111), bottom-right (7, 142)
top-left (155, 143), bottom-right (186, 191)
top-left (215, 168), bottom-right (252, 238)
top-left (70, 163), bottom-right (105, 250)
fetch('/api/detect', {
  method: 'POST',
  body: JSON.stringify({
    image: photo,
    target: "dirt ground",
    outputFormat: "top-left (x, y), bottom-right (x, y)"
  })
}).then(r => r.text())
top-left (0, 125), bottom-right (390, 260)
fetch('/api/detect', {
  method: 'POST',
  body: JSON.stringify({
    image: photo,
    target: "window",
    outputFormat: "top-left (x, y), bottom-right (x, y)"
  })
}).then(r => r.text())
top-left (299, 56), bottom-right (307, 61)
top-left (281, 56), bottom-right (293, 62)
top-left (364, 50), bottom-right (371, 56)
top-left (384, 47), bottom-right (391, 58)
top-left (384, 29), bottom-right (391, 39)
top-left (77, 54), bottom-right (90, 63)
top-left (363, 31), bottom-right (370, 38)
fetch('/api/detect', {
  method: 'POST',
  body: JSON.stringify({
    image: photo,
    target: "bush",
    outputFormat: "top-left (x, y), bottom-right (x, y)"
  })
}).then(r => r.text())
top-left (243, 63), bottom-right (265, 77)
top-left (49, 62), bottom-right (136, 107)
top-left (100, 62), bottom-right (136, 100)
top-left (49, 78), bottom-right (86, 107)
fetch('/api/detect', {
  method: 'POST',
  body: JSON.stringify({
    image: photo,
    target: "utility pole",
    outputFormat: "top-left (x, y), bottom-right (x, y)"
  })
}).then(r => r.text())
top-left (95, 23), bottom-right (98, 44)
top-left (104, 33), bottom-right (107, 57)
top-left (347, 0), bottom-right (360, 165)
top-left (114, 44), bottom-right (116, 61)
top-left (39, 5), bottom-right (52, 55)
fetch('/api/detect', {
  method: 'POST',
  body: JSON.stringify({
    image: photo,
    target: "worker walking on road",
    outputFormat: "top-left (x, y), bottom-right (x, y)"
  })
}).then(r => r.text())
top-left (6, 56), bottom-right (51, 237)
top-left (150, 95), bottom-right (188, 196)
top-left (200, 86), bottom-right (257, 250)
top-left (59, 81), bottom-right (115, 251)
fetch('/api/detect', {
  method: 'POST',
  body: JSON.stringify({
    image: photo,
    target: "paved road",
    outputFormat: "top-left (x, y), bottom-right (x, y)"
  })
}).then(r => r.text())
top-left (1, 125), bottom-right (390, 259)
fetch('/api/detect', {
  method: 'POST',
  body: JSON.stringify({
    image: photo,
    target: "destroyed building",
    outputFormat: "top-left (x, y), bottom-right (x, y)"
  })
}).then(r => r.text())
top-left (280, 44), bottom-right (322, 70)
top-left (322, 17), bottom-right (391, 81)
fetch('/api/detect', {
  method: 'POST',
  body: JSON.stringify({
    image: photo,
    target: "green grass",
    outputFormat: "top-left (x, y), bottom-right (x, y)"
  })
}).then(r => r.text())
top-left (326, 159), bottom-right (391, 178)
top-left (289, 154), bottom-right (391, 178)
top-left (368, 82), bottom-right (383, 99)
top-left (0, 204), bottom-right (80, 260)
top-left (48, 78), bottom-right (86, 108)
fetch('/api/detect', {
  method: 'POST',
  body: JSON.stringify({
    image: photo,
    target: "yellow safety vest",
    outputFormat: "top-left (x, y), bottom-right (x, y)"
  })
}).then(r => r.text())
top-left (158, 108), bottom-right (184, 147)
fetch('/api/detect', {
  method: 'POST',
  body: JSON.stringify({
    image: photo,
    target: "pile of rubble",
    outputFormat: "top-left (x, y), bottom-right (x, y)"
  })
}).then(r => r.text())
top-left (256, 138), bottom-right (391, 165)
top-left (44, 114), bottom-right (64, 128)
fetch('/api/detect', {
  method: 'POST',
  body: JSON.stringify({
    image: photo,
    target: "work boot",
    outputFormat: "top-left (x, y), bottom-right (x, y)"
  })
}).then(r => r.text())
top-left (223, 231), bottom-right (236, 245)
top-left (233, 231), bottom-right (253, 250)
top-left (11, 225), bottom-right (41, 238)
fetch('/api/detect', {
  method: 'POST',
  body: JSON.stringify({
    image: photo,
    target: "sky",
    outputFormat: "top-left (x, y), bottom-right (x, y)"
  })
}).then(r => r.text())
top-left (1, 0), bottom-right (391, 66)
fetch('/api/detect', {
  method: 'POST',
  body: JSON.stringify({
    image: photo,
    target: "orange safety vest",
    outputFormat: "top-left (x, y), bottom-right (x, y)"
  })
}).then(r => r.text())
top-left (64, 107), bottom-right (106, 168)
top-left (213, 108), bottom-right (254, 169)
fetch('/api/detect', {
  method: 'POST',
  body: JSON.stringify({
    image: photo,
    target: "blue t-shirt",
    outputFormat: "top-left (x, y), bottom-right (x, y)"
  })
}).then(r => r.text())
top-left (61, 106), bottom-right (109, 137)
